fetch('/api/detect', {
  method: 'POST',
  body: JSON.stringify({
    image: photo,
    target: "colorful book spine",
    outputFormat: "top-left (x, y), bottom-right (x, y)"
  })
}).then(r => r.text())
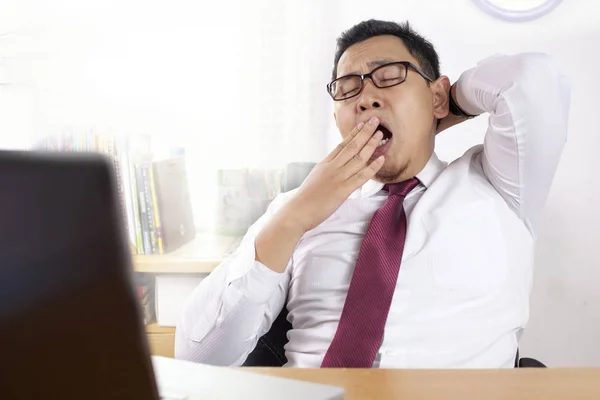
top-left (63, 130), bottom-right (73, 151)
top-left (107, 136), bottom-right (128, 245)
top-left (141, 164), bottom-right (158, 254)
top-left (128, 157), bottom-right (144, 254)
top-left (135, 165), bottom-right (152, 254)
top-left (149, 165), bottom-right (164, 254)
top-left (118, 137), bottom-right (140, 254)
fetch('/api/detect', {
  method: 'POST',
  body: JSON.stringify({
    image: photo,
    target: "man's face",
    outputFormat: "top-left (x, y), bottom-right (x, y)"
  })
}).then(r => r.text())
top-left (333, 35), bottom-right (447, 184)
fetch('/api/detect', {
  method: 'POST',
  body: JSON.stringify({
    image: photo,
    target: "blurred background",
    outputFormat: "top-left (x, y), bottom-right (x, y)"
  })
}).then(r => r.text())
top-left (1, 0), bottom-right (598, 366)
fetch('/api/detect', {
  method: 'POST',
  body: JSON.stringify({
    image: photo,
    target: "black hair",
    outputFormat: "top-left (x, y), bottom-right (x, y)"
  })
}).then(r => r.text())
top-left (332, 20), bottom-right (440, 82)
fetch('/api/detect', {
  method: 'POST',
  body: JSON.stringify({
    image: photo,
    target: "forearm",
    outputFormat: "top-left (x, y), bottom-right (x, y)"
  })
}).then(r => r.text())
top-left (255, 202), bottom-right (306, 273)
top-left (454, 53), bottom-right (568, 118)
top-left (455, 53), bottom-right (570, 232)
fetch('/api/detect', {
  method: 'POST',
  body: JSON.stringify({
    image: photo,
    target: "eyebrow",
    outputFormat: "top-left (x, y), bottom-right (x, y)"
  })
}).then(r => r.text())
top-left (341, 59), bottom-right (399, 77)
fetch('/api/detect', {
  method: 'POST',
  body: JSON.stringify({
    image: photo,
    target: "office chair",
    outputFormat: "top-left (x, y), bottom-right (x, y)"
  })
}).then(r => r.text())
top-left (242, 308), bottom-right (547, 368)
top-left (242, 308), bottom-right (291, 366)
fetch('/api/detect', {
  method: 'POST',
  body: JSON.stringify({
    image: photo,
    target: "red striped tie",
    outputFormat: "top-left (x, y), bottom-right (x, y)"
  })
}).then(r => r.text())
top-left (321, 178), bottom-right (420, 368)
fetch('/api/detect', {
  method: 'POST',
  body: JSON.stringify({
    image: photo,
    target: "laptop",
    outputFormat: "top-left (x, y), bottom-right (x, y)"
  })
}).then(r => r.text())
top-left (0, 151), bottom-right (344, 400)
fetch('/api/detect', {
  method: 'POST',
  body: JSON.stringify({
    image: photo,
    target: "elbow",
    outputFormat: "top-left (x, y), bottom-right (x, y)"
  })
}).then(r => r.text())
top-left (514, 53), bottom-right (571, 108)
top-left (172, 329), bottom-right (217, 365)
top-left (511, 53), bottom-right (571, 142)
top-left (519, 53), bottom-right (569, 84)
top-left (173, 323), bottom-right (246, 366)
top-left (173, 315), bottom-right (208, 363)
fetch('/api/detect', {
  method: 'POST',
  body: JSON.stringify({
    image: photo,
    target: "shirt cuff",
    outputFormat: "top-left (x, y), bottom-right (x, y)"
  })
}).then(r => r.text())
top-left (455, 53), bottom-right (505, 116)
top-left (455, 68), bottom-right (485, 117)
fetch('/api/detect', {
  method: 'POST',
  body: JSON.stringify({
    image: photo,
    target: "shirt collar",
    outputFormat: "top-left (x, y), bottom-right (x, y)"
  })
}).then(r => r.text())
top-left (352, 152), bottom-right (447, 199)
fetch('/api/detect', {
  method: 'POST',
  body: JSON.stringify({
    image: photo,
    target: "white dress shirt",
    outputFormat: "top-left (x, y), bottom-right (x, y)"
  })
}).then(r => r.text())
top-left (175, 53), bottom-right (571, 368)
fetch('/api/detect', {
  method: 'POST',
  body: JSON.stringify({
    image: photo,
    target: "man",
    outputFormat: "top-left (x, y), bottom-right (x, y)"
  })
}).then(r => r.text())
top-left (175, 20), bottom-right (570, 368)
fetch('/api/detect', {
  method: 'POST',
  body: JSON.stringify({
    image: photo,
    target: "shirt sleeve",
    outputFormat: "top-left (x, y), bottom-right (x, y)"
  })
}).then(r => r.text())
top-left (455, 53), bottom-right (571, 236)
top-left (174, 191), bottom-right (296, 366)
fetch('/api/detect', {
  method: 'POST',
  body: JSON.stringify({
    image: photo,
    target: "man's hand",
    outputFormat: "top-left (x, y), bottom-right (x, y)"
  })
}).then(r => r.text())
top-left (255, 116), bottom-right (385, 273)
top-left (285, 116), bottom-right (385, 233)
top-left (436, 83), bottom-right (471, 135)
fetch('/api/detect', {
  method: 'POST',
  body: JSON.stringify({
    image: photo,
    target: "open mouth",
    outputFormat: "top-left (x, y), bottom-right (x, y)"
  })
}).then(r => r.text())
top-left (371, 122), bottom-right (393, 160)
top-left (376, 124), bottom-right (393, 147)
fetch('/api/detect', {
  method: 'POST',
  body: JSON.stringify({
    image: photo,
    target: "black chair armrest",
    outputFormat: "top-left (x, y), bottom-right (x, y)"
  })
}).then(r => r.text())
top-left (518, 357), bottom-right (547, 368)
top-left (242, 308), bottom-right (292, 367)
top-left (515, 348), bottom-right (547, 368)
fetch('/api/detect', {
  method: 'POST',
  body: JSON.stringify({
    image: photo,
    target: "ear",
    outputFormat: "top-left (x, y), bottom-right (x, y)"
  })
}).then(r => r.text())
top-left (431, 75), bottom-right (451, 119)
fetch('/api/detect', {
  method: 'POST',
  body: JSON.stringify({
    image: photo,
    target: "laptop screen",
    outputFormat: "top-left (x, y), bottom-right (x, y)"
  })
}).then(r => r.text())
top-left (0, 151), bottom-right (159, 399)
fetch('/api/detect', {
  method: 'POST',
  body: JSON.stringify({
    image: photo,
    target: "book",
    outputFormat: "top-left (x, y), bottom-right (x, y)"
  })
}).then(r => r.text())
top-left (149, 166), bottom-right (165, 254)
top-left (135, 164), bottom-right (152, 254)
top-left (118, 137), bottom-right (143, 255)
top-left (152, 157), bottom-right (196, 252)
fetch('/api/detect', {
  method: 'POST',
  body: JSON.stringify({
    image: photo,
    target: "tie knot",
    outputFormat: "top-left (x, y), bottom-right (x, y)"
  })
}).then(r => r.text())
top-left (384, 177), bottom-right (420, 197)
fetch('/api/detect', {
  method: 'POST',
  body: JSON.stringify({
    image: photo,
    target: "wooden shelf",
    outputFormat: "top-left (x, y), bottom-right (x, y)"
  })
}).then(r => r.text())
top-left (134, 258), bottom-right (222, 274)
top-left (145, 323), bottom-right (176, 358)
top-left (146, 323), bottom-right (175, 334)
top-left (133, 233), bottom-right (240, 274)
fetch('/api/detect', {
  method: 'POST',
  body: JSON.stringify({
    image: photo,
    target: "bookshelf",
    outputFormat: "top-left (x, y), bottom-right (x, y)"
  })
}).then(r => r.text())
top-left (133, 234), bottom-right (239, 274)
top-left (36, 131), bottom-right (253, 359)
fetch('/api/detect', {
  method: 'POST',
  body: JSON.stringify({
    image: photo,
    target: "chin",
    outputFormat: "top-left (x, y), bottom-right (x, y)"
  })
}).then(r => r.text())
top-left (374, 162), bottom-right (408, 184)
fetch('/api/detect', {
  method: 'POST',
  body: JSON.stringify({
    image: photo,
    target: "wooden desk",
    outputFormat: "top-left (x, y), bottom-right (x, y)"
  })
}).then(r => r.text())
top-left (247, 367), bottom-right (600, 400)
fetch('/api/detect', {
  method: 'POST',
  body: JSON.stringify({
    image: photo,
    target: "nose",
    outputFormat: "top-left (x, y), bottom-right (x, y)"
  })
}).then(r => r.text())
top-left (356, 80), bottom-right (384, 112)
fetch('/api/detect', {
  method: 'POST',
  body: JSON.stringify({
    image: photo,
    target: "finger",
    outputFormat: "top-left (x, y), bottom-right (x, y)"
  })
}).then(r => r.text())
top-left (341, 129), bottom-right (383, 180)
top-left (333, 116), bottom-right (379, 166)
top-left (347, 155), bottom-right (385, 188)
top-left (324, 121), bottom-right (366, 162)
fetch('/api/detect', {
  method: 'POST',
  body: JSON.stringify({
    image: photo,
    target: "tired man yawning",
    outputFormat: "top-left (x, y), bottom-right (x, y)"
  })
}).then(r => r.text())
top-left (175, 19), bottom-right (570, 368)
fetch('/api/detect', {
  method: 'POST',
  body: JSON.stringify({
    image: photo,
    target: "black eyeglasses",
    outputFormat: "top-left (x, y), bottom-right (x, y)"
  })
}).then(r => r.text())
top-left (327, 61), bottom-right (433, 101)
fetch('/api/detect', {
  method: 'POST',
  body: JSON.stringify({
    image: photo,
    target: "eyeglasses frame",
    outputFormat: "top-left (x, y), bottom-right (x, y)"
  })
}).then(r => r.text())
top-left (327, 61), bottom-right (434, 101)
